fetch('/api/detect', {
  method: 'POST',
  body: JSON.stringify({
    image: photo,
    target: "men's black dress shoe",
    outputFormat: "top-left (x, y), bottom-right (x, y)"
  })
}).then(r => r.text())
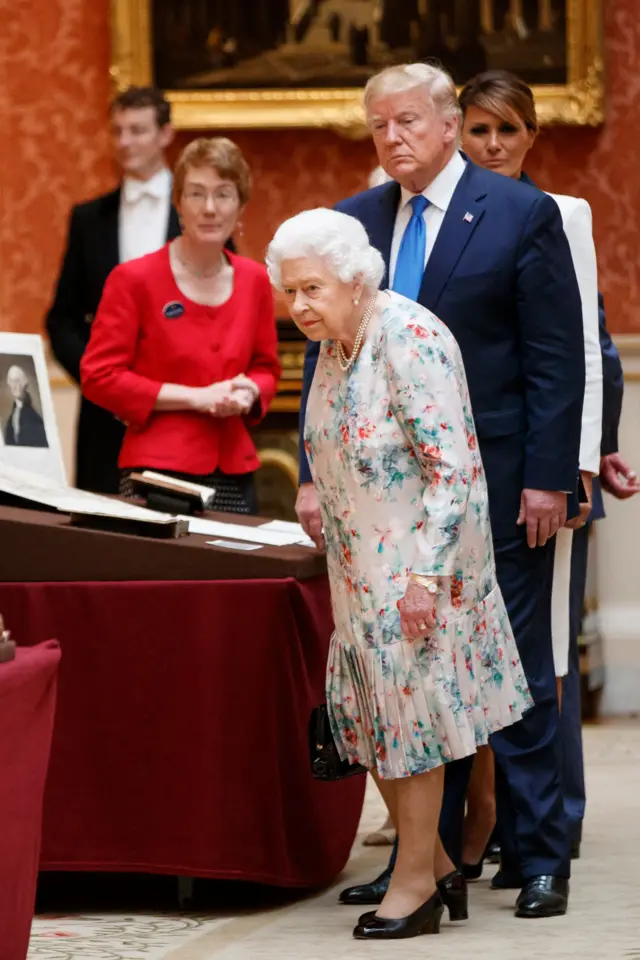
top-left (353, 891), bottom-right (443, 940)
top-left (491, 868), bottom-right (524, 890)
top-left (341, 868), bottom-right (467, 922)
top-left (339, 866), bottom-right (392, 906)
top-left (515, 876), bottom-right (569, 918)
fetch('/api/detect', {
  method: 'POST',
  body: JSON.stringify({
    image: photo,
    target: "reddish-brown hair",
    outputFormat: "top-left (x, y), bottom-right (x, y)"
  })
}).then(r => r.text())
top-left (173, 137), bottom-right (252, 206)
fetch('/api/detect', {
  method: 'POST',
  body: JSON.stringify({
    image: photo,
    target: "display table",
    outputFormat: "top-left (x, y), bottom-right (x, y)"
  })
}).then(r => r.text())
top-left (0, 506), bottom-right (365, 889)
top-left (0, 641), bottom-right (60, 960)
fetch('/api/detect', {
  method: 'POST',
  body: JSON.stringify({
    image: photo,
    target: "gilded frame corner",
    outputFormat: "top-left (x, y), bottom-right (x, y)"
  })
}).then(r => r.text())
top-left (110, 0), bottom-right (604, 136)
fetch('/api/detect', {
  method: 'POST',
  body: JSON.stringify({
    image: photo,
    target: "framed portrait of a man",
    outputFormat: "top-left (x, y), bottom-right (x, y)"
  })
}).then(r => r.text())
top-left (0, 335), bottom-right (66, 484)
top-left (111, 0), bottom-right (604, 133)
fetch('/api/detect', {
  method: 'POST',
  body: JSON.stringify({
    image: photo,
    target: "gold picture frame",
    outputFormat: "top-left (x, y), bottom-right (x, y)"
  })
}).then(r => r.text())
top-left (110, 0), bottom-right (604, 136)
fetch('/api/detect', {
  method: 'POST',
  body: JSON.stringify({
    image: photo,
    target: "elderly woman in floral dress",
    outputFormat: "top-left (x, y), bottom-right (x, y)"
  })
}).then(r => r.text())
top-left (267, 208), bottom-right (532, 942)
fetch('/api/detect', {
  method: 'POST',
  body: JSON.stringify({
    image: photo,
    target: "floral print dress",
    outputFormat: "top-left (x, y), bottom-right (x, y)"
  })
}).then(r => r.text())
top-left (304, 292), bottom-right (533, 780)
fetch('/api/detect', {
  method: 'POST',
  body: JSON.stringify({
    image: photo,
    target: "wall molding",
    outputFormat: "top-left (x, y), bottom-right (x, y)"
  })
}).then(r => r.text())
top-left (598, 603), bottom-right (640, 714)
top-left (614, 334), bottom-right (640, 357)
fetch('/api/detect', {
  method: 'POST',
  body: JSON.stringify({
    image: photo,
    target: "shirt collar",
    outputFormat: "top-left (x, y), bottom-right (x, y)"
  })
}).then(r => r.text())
top-left (122, 167), bottom-right (172, 205)
top-left (399, 151), bottom-right (466, 214)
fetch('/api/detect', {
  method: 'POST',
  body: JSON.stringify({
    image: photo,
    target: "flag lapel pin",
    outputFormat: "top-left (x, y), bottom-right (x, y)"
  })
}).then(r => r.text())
top-left (463, 211), bottom-right (474, 223)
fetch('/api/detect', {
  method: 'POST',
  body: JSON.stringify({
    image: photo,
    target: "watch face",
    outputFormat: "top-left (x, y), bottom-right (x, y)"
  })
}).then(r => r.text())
top-left (427, 582), bottom-right (438, 594)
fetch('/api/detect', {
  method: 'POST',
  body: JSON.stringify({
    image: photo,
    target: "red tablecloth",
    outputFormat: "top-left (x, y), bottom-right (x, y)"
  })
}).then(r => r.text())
top-left (0, 641), bottom-right (60, 960)
top-left (0, 579), bottom-right (365, 888)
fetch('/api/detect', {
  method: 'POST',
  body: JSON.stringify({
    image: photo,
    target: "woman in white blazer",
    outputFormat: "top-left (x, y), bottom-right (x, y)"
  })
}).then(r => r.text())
top-left (450, 69), bottom-right (603, 876)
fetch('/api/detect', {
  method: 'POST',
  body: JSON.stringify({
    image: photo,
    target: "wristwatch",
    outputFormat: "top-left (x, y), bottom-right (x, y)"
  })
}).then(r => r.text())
top-left (410, 573), bottom-right (439, 595)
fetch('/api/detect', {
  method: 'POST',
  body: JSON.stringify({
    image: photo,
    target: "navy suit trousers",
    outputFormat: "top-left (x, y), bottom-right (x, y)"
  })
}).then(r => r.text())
top-left (388, 534), bottom-right (570, 880)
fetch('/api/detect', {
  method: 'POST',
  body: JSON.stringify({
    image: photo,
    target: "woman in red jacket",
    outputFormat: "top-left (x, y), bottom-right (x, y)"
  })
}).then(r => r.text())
top-left (81, 137), bottom-right (280, 513)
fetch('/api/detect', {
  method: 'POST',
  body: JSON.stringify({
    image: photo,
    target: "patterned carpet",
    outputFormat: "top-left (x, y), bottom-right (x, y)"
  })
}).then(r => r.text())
top-left (28, 915), bottom-right (229, 960)
top-left (28, 724), bottom-right (640, 960)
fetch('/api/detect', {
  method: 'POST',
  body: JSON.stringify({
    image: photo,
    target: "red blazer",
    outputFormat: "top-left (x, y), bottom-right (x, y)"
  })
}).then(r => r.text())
top-left (81, 246), bottom-right (280, 475)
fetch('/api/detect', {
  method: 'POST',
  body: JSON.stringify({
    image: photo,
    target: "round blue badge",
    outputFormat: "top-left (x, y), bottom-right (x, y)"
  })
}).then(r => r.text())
top-left (163, 301), bottom-right (185, 319)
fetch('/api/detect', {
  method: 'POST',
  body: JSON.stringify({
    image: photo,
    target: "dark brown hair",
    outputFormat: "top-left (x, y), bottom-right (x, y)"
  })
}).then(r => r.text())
top-left (110, 86), bottom-right (171, 128)
top-left (173, 137), bottom-right (252, 207)
top-left (459, 70), bottom-right (538, 134)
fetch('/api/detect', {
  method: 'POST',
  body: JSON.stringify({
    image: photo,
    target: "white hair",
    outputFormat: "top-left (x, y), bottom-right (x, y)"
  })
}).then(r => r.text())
top-left (266, 208), bottom-right (385, 291)
top-left (364, 62), bottom-right (462, 125)
top-left (7, 365), bottom-right (27, 384)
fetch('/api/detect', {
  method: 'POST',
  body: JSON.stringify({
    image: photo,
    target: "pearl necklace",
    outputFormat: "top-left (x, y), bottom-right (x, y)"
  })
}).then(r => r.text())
top-left (336, 293), bottom-right (377, 373)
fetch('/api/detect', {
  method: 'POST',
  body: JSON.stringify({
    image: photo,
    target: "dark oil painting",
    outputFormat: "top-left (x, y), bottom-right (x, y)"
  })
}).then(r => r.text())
top-left (152, 1), bottom-right (568, 92)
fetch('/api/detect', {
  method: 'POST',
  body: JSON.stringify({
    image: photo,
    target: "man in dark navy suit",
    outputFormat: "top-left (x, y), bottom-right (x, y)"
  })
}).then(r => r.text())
top-left (296, 63), bottom-right (585, 919)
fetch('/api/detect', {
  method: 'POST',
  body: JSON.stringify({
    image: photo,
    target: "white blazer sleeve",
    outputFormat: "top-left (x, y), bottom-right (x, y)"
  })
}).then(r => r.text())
top-left (552, 196), bottom-right (603, 475)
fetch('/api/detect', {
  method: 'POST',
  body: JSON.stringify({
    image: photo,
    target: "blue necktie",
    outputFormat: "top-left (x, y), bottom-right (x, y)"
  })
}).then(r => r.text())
top-left (392, 195), bottom-right (430, 300)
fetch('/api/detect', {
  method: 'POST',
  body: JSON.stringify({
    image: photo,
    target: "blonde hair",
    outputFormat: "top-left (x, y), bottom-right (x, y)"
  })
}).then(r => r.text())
top-left (266, 208), bottom-right (385, 291)
top-left (173, 137), bottom-right (252, 206)
top-left (364, 62), bottom-right (462, 125)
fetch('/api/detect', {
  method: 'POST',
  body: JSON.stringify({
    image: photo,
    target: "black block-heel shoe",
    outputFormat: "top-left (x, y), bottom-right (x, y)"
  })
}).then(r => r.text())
top-left (356, 870), bottom-right (467, 923)
top-left (462, 859), bottom-right (484, 881)
top-left (438, 869), bottom-right (469, 921)
top-left (353, 891), bottom-right (444, 940)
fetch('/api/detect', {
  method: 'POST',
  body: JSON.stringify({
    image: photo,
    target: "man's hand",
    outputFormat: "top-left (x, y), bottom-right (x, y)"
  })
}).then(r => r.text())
top-left (565, 471), bottom-right (593, 529)
top-left (517, 488), bottom-right (567, 548)
top-left (296, 483), bottom-right (323, 548)
top-left (600, 453), bottom-right (640, 500)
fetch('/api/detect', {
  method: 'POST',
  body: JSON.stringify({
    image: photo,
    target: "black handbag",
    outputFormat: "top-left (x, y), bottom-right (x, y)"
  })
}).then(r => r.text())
top-left (308, 704), bottom-right (367, 781)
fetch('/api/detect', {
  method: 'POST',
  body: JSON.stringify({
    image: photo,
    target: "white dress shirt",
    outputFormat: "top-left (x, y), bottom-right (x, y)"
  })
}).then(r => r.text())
top-left (119, 167), bottom-right (173, 264)
top-left (389, 151), bottom-right (466, 286)
top-left (11, 400), bottom-right (23, 443)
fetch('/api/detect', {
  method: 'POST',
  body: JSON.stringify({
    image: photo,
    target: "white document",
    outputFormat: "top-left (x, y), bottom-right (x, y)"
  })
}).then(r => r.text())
top-left (207, 539), bottom-right (263, 551)
top-left (259, 519), bottom-right (315, 546)
top-left (182, 515), bottom-right (305, 546)
top-left (0, 462), bottom-right (176, 524)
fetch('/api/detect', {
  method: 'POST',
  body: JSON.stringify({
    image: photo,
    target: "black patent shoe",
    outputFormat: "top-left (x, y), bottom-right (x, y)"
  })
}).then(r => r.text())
top-left (438, 870), bottom-right (468, 921)
top-left (339, 865), bottom-right (392, 906)
top-left (353, 890), bottom-right (443, 940)
top-left (346, 869), bottom-right (467, 922)
top-left (515, 876), bottom-right (569, 918)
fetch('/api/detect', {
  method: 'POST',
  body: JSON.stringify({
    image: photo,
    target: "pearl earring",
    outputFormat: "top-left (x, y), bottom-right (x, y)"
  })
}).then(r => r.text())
top-left (354, 298), bottom-right (359, 306)
top-left (237, 221), bottom-right (245, 237)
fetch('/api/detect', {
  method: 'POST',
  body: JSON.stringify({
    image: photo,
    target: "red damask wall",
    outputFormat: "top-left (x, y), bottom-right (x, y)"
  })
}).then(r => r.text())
top-left (1, 0), bottom-right (638, 335)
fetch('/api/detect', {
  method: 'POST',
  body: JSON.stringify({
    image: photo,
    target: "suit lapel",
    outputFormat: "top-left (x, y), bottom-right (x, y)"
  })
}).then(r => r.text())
top-left (418, 163), bottom-right (486, 311)
top-left (364, 182), bottom-right (401, 288)
top-left (101, 188), bottom-right (121, 269)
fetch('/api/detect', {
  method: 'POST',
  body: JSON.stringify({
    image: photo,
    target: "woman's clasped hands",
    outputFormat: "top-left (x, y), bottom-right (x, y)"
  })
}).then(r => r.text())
top-left (193, 374), bottom-right (259, 418)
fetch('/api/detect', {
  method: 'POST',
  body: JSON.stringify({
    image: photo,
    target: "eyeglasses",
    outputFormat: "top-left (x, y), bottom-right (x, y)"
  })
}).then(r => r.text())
top-left (182, 188), bottom-right (238, 206)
